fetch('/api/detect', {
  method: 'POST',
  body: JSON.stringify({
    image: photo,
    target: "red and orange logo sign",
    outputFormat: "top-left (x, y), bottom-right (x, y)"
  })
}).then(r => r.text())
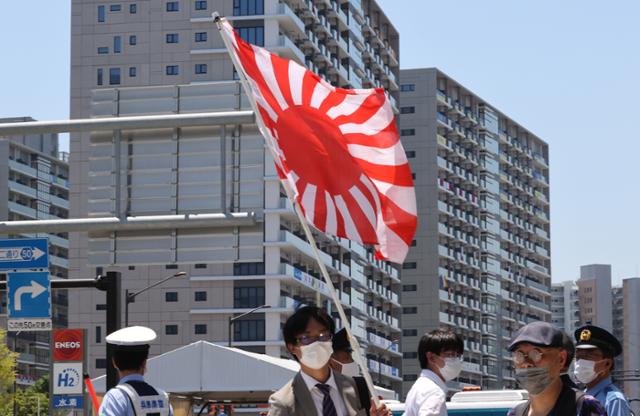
top-left (53, 329), bottom-right (84, 361)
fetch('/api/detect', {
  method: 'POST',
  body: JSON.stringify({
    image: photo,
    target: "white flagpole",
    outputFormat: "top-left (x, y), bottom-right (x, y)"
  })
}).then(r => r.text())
top-left (213, 13), bottom-right (382, 408)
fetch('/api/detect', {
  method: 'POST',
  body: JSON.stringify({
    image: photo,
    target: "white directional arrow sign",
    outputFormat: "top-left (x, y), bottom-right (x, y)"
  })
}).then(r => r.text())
top-left (14, 280), bottom-right (48, 311)
top-left (0, 246), bottom-right (46, 262)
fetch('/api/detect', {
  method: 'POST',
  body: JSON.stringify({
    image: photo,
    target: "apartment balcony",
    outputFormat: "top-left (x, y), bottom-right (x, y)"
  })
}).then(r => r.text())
top-left (367, 331), bottom-right (400, 355)
top-left (9, 159), bottom-right (37, 178)
top-left (525, 278), bottom-right (550, 295)
top-left (272, 35), bottom-right (306, 65)
top-left (367, 358), bottom-right (401, 381)
top-left (49, 254), bottom-right (69, 269)
top-left (8, 201), bottom-right (37, 219)
top-left (9, 180), bottom-right (37, 199)
top-left (436, 90), bottom-right (452, 108)
top-left (50, 194), bottom-right (70, 210)
top-left (274, 3), bottom-right (307, 36)
top-left (526, 297), bottom-right (549, 313)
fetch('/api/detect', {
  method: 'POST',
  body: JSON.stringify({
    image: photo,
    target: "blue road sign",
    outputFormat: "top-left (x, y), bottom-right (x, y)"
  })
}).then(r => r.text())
top-left (52, 395), bottom-right (84, 409)
top-left (0, 238), bottom-right (48, 270)
top-left (7, 271), bottom-right (52, 331)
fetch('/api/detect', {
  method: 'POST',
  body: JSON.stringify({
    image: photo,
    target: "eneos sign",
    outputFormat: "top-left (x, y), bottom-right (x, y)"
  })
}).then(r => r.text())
top-left (53, 329), bottom-right (84, 361)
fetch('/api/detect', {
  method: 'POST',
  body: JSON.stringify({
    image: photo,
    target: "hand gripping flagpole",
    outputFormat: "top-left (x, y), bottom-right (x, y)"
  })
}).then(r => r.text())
top-left (213, 13), bottom-right (382, 408)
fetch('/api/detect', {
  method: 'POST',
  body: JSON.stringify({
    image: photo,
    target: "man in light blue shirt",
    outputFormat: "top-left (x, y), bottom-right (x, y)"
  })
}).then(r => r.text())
top-left (99, 326), bottom-right (173, 416)
top-left (574, 325), bottom-right (631, 416)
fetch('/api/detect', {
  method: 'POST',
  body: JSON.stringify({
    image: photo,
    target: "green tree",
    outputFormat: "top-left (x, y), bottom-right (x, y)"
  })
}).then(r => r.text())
top-left (0, 330), bottom-right (18, 391)
top-left (0, 388), bottom-right (48, 416)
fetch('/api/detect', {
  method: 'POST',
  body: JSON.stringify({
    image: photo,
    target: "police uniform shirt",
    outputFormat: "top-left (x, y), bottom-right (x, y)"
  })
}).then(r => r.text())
top-left (586, 376), bottom-right (631, 416)
top-left (99, 374), bottom-right (173, 416)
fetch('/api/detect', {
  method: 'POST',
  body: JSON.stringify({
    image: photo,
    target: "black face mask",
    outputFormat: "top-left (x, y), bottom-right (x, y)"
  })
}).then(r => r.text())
top-left (515, 367), bottom-right (553, 395)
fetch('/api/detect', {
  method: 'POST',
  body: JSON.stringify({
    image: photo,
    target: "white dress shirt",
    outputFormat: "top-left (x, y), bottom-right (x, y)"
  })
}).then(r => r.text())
top-left (300, 370), bottom-right (348, 416)
top-left (403, 369), bottom-right (448, 416)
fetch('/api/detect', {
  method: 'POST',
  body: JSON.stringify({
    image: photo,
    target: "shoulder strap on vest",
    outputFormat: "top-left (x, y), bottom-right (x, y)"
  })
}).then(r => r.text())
top-left (116, 383), bottom-right (141, 416)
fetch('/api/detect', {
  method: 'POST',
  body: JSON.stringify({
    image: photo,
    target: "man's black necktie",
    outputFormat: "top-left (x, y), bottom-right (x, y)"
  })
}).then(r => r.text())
top-left (316, 383), bottom-right (338, 416)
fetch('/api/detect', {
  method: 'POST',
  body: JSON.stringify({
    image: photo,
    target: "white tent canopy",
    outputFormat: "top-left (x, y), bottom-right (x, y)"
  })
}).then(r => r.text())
top-left (93, 340), bottom-right (397, 402)
top-left (93, 340), bottom-right (300, 402)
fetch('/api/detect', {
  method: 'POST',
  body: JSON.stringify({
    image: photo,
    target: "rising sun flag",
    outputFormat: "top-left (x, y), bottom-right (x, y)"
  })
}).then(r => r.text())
top-left (217, 16), bottom-right (417, 264)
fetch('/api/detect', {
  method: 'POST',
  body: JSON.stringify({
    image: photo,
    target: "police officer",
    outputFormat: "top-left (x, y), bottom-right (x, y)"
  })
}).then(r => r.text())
top-left (99, 326), bottom-right (173, 416)
top-left (574, 324), bottom-right (632, 416)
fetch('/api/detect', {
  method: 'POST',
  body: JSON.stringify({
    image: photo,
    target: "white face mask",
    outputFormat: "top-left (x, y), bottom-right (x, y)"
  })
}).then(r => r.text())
top-left (299, 341), bottom-right (333, 369)
top-left (574, 359), bottom-right (601, 384)
top-left (332, 358), bottom-right (360, 377)
top-left (438, 356), bottom-right (463, 381)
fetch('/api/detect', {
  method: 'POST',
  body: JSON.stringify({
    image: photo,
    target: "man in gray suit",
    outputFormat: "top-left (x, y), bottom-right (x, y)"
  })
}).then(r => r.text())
top-left (268, 306), bottom-right (391, 416)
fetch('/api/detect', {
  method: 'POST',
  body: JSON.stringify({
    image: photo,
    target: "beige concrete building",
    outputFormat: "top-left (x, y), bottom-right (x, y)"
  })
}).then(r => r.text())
top-left (399, 68), bottom-right (551, 394)
top-left (69, 0), bottom-right (403, 392)
top-left (621, 277), bottom-right (640, 413)
top-left (0, 117), bottom-right (70, 385)
top-left (577, 264), bottom-right (612, 331)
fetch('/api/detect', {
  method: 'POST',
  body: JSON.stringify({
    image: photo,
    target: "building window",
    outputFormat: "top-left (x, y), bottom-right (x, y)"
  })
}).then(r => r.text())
top-left (96, 358), bottom-right (107, 369)
top-left (98, 5), bottom-right (105, 22)
top-left (233, 319), bottom-right (265, 341)
top-left (403, 352), bottom-right (418, 359)
top-left (236, 26), bottom-right (264, 46)
top-left (402, 284), bottom-right (417, 292)
top-left (233, 262), bottom-right (264, 276)
top-left (128, 265), bottom-right (136, 270)
top-left (129, 35), bottom-right (137, 45)
top-left (195, 32), bottom-right (207, 42)
top-left (400, 106), bottom-right (415, 114)
top-left (194, 291), bottom-right (207, 301)
top-left (195, 64), bottom-right (207, 74)
top-left (165, 325), bottom-right (178, 335)
top-left (166, 65), bottom-right (179, 75)
top-left (96, 303), bottom-right (107, 310)
top-left (233, 0), bottom-right (264, 16)
top-left (165, 292), bottom-right (178, 302)
top-left (129, 67), bottom-right (136, 77)
top-left (402, 261), bottom-right (418, 270)
top-left (403, 374), bottom-right (418, 382)
top-left (410, 239), bottom-right (417, 246)
top-left (405, 150), bottom-right (416, 158)
top-left (402, 307), bottom-right (418, 314)
top-left (130, 3), bottom-right (137, 13)
top-left (195, 324), bottom-right (207, 334)
top-left (195, 0), bottom-right (207, 10)
top-left (195, 263), bottom-right (207, 269)
top-left (114, 36), bottom-right (122, 53)
top-left (166, 33), bottom-right (179, 43)
top-left (402, 329), bottom-right (418, 336)
top-left (400, 84), bottom-right (415, 92)
top-left (234, 286), bottom-right (265, 308)
top-left (96, 326), bottom-right (102, 343)
top-left (110, 4), bottom-right (122, 12)
top-left (109, 68), bottom-right (121, 85)
top-left (165, 264), bottom-right (178, 269)
top-left (400, 129), bottom-right (415, 136)
top-left (166, 1), bottom-right (179, 12)
top-left (97, 47), bottom-right (109, 54)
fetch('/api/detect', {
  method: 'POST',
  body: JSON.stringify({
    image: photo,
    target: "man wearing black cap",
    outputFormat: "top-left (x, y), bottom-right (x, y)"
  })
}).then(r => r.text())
top-left (99, 326), bottom-right (173, 416)
top-left (330, 328), bottom-right (371, 416)
top-left (574, 324), bottom-right (631, 416)
top-left (506, 321), bottom-right (605, 416)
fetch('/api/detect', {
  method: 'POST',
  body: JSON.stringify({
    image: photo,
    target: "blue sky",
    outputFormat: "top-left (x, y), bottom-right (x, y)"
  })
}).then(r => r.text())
top-left (2, 1), bottom-right (639, 285)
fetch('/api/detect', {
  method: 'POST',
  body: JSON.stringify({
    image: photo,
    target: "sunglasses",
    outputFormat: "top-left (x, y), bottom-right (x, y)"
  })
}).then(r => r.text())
top-left (296, 332), bottom-right (332, 346)
top-left (512, 349), bottom-right (545, 365)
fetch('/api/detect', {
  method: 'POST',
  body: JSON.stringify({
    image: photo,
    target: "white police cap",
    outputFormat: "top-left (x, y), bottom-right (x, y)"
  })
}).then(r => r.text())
top-left (106, 326), bottom-right (157, 346)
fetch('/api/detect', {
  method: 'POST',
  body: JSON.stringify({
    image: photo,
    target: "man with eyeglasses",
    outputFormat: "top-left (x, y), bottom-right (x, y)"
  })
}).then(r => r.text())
top-left (573, 324), bottom-right (631, 416)
top-left (404, 328), bottom-right (464, 416)
top-left (507, 321), bottom-right (606, 416)
top-left (268, 306), bottom-right (391, 416)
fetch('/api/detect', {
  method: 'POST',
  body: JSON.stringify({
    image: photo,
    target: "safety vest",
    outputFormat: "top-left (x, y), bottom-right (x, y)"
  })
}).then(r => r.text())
top-left (116, 380), bottom-right (171, 416)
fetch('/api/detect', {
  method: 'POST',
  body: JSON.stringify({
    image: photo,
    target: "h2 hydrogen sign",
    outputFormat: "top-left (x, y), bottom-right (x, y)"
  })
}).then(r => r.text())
top-left (53, 362), bottom-right (83, 394)
top-left (7, 271), bottom-right (52, 331)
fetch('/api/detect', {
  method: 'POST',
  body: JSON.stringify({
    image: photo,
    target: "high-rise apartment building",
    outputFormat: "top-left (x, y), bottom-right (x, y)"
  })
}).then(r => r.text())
top-left (577, 264), bottom-right (612, 331)
top-left (69, 0), bottom-right (403, 391)
top-left (399, 68), bottom-right (551, 394)
top-left (0, 117), bottom-right (70, 385)
top-left (551, 281), bottom-right (580, 334)
top-left (621, 277), bottom-right (640, 413)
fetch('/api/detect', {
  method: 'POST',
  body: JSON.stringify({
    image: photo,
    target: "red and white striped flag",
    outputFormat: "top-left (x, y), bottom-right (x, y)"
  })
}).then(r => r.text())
top-left (218, 17), bottom-right (416, 263)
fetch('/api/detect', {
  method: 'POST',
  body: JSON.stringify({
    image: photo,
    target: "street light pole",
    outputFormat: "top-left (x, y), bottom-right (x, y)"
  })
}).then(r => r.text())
top-left (228, 304), bottom-right (271, 347)
top-left (125, 271), bottom-right (187, 326)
